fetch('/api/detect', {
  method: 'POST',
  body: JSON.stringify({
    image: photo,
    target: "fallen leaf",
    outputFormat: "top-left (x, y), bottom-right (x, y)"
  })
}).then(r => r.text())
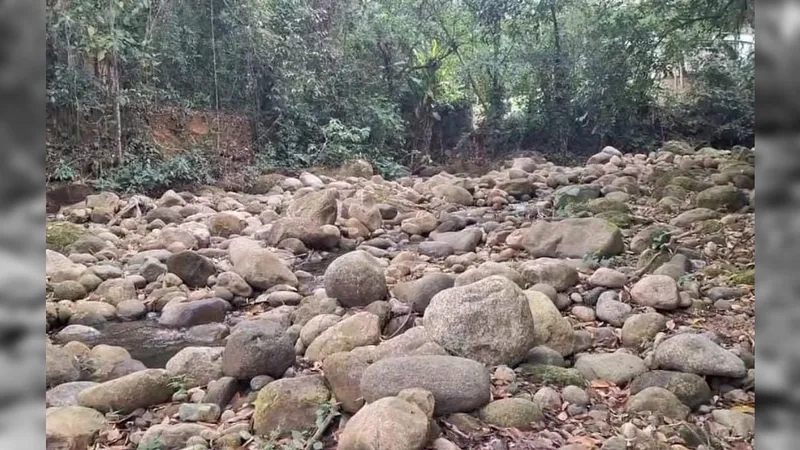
top-left (590, 379), bottom-right (616, 389)
top-left (731, 405), bottom-right (755, 414)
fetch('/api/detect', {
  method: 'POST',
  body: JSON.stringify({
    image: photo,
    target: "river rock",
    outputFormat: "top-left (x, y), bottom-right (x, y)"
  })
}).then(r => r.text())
top-left (77, 369), bottom-right (173, 413)
top-left (253, 375), bottom-right (331, 436)
top-left (653, 333), bottom-right (747, 378)
top-left (424, 275), bottom-right (536, 366)
top-left (222, 320), bottom-right (296, 380)
top-left (323, 251), bottom-right (388, 307)
top-left (360, 355), bottom-right (491, 415)
top-left (228, 237), bottom-right (298, 290)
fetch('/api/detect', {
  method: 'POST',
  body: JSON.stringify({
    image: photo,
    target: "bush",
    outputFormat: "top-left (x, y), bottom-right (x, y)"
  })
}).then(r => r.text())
top-left (97, 146), bottom-right (215, 195)
top-left (663, 44), bottom-right (754, 147)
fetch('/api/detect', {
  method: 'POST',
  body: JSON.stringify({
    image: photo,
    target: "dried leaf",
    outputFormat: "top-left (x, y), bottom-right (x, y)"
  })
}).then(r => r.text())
top-left (731, 405), bottom-right (755, 414)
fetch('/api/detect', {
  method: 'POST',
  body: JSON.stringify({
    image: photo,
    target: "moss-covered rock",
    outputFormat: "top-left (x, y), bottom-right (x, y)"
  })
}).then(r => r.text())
top-left (340, 159), bottom-right (374, 178)
top-left (596, 211), bottom-right (633, 228)
top-left (585, 198), bottom-right (630, 214)
top-left (694, 219), bottom-right (723, 234)
top-left (518, 364), bottom-right (586, 387)
top-left (660, 184), bottom-right (688, 200)
top-left (696, 185), bottom-right (748, 212)
top-left (246, 173), bottom-right (286, 195)
top-left (46, 222), bottom-right (89, 254)
top-left (553, 185), bottom-right (602, 215)
top-left (479, 398), bottom-right (543, 429)
top-left (660, 141), bottom-right (694, 155)
top-left (670, 176), bottom-right (711, 192)
top-left (637, 249), bottom-right (673, 273)
top-left (253, 375), bottom-right (331, 437)
top-left (729, 268), bottom-right (755, 285)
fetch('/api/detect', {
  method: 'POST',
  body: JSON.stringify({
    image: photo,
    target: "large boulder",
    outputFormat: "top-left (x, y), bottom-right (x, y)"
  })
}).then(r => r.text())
top-left (360, 355), bottom-right (492, 415)
top-left (629, 370), bottom-right (711, 409)
top-left (158, 298), bottom-right (230, 328)
top-left (46, 406), bottom-right (107, 450)
top-left (431, 184), bottom-right (474, 206)
top-left (222, 320), bottom-right (296, 380)
top-left (228, 237), bottom-right (298, 290)
top-left (321, 351), bottom-right (371, 413)
top-left (267, 217), bottom-right (341, 250)
top-left (630, 275), bottom-right (681, 310)
top-left (653, 333), bottom-right (747, 378)
top-left (423, 275), bottom-right (536, 366)
top-left (574, 352), bottom-right (648, 386)
top-left (46, 342), bottom-right (81, 387)
top-left (208, 212), bottom-right (246, 238)
top-left (77, 369), bottom-right (173, 413)
top-left (345, 191), bottom-right (383, 232)
top-left (337, 396), bottom-right (430, 450)
top-left (166, 251), bottom-right (217, 288)
top-left (509, 218), bottom-right (624, 259)
top-left (696, 185), bottom-right (748, 212)
top-left (323, 251), bottom-right (388, 307)
top-left (253, 375), bottom-right (331, 436)
top-left (304, 312), bottom-right (382, 362)
top-left (286, 189), bottom-right (339, 226)
top-left (525, 290), bottom-right (575, 356)
top-left (553, 185), bottom-right (602, 213)
top-left (165, 347), bottom-right (224, 388)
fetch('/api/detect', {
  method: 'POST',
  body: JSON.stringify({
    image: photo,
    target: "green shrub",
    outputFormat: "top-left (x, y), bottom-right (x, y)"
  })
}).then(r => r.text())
top-left (97, 146), bottom-right (214, 195)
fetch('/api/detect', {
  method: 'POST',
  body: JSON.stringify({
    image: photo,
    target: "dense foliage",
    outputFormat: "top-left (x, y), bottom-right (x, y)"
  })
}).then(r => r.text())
top-left (46, 0), bottom-right (754, 190)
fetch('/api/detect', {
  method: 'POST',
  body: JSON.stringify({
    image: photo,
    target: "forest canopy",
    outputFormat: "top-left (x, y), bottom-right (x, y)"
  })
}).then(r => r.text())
top-left (46, 0), bottom-right (754, 190)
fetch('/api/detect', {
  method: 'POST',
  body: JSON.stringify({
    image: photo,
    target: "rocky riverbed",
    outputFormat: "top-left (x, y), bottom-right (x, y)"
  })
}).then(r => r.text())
top-left (45, 142), bottom-right (755, 450)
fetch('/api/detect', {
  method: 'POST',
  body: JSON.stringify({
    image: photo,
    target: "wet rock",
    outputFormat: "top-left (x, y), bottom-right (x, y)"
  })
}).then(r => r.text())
top-left (222, 320), bottom-right (296, 380)
top-left (158, 298), bottom-right (230, 328)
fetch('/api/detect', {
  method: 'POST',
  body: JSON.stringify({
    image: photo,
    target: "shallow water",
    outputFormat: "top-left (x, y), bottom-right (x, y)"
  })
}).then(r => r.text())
top-left (86, 320), bottom-right (225, 368)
